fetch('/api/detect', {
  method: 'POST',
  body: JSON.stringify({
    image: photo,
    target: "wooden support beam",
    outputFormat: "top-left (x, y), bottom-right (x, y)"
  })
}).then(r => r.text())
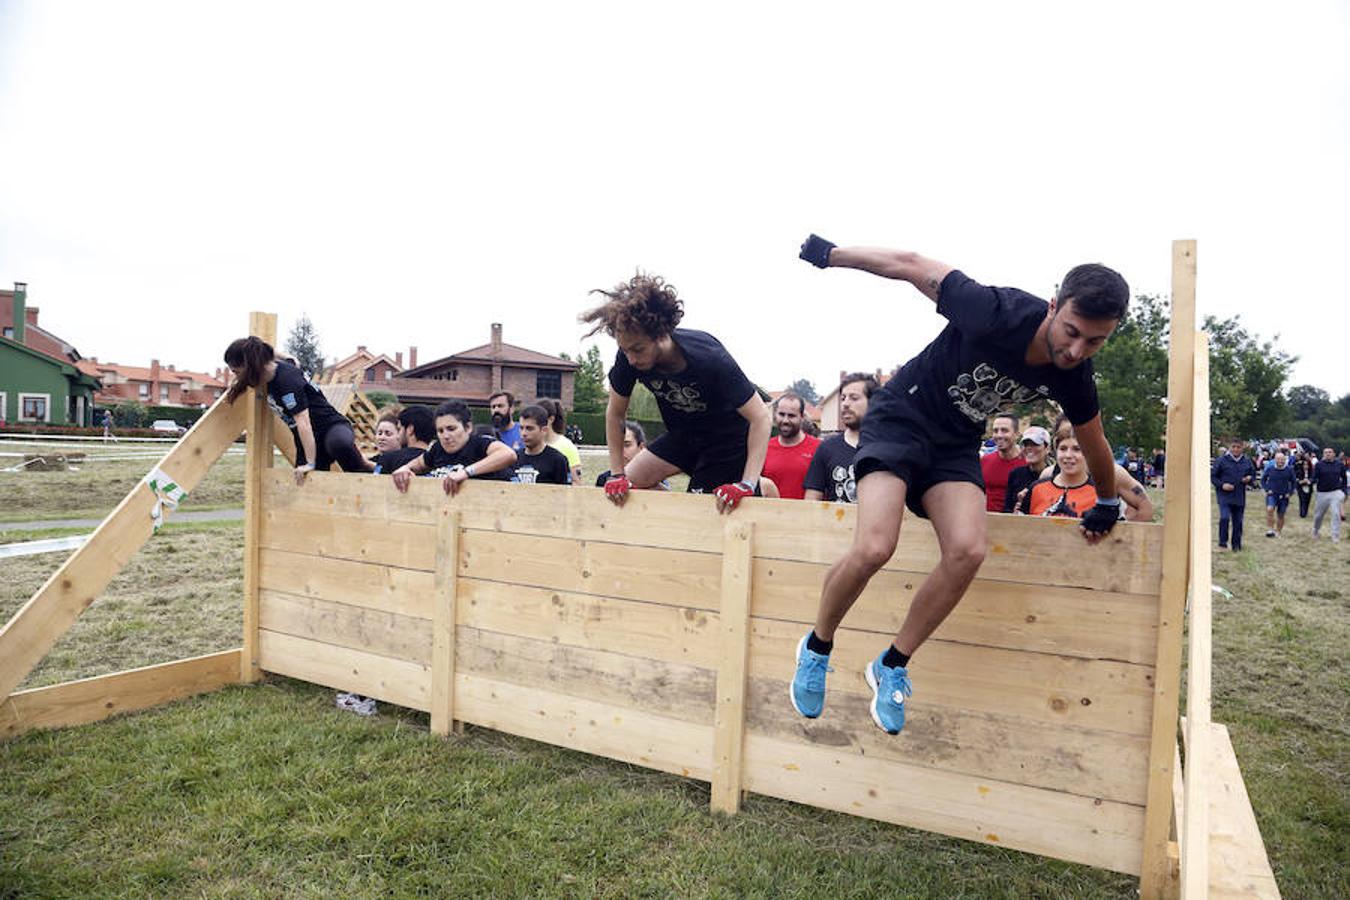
top-left (1181, 332), bottom-right (1213, 899)
top-left (1, 650), bottom-right (242, 740)
top-left (241, 311), bottom-right (277, 683)
top-left (272, 416), bottom-right (297, 465)
top-left (1140, 239), bottom-right (1198, 899)
top-left (0, 393), bottom-right (248, 702)
top-left (711, 520), bottom-right (753, 814)
top-left (431, 510), bottom-right (461, 736)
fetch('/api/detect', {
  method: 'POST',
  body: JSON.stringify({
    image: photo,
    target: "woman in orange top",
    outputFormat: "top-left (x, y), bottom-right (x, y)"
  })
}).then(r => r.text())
top-left (1028, 432), bottom-right (1151, 519)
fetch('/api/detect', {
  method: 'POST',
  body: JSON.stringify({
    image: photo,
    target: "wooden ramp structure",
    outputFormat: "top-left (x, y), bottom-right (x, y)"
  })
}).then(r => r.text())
top-left (0, 242), bottom-right (1279, 898)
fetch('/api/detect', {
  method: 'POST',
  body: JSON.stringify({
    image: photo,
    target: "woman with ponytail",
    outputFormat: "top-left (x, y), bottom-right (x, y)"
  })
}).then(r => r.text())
top-left (224, 336), bottom-right (375, 483)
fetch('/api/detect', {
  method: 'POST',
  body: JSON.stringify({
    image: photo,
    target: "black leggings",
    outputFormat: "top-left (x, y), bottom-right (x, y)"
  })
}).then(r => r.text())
top-left (295, 423), bottom-right (368, 472)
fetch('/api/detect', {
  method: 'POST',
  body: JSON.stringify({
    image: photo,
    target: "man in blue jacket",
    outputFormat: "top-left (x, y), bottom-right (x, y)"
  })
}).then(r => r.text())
top-left (1212, 438), bottom-right (1257, 551)
top-left (1261, 449), bottom-right (1296, 538)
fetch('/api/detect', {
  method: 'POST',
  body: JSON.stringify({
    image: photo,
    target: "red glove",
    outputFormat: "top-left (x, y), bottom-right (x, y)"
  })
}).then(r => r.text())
top-left (604, 474), bottom-right (631, 503)
top-left (713, 480), bottom-right (755, 512)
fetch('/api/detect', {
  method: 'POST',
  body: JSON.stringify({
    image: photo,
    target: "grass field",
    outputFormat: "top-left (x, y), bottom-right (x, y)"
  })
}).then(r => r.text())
top-left (0, 466), bottom-right (1345, 896)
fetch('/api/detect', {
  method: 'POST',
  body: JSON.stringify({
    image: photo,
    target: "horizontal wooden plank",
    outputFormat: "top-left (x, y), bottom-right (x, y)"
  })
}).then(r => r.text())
top-left (743, 733), bottom-right (1145, 875)
top-left (753, 558), bottom-right (1158, 665)
top-left (460, 531), bottom-right (722, 610)
top-left (259, 547), bottom-right (437, 620)
top-left (259, 507), bottom-right (437, 571)
top-left (745, 676), bottom-right (1149, 806)
top-left (455, 672), bottom-right (713, 781)
top-left (259, 590), bottom-right (432, 666)
top-left (749, 618), bottom-right (1155, 736)
top-left (457, 627), bottom-right (715, 726)
top-left (258, 630), bottom-right (430, 711)
top-left (458, 580), bottom-right (719, 669)
top-left (0, 650), bottom-right (241, 740)
top-left (269, 471), bottom-right (1164, 595)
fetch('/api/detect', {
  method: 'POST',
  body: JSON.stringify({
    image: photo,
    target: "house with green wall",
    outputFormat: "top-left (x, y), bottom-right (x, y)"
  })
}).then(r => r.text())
top-left (0, 336), bottom-right (102, 426)
top-left (0, 283), bottom-right (102, 426)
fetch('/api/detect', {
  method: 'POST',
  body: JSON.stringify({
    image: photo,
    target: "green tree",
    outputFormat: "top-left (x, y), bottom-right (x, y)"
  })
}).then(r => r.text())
top-left (1287, 384), bottom-right (1330, 420)
top-left (572, 345), bottom-right (608, 414)
top-left (786, 378), bottom-right (820, 405)
top-left (1089, 293), bottom-right (1170, 451)
top-left (365, 390), bottom-right (397, 410)
top-left (285, 314), bottom-right (325, 378)
top-left (1204, 315), bottom-right (1296, 441)
top-left (112, 399), bottom-right (149, 428)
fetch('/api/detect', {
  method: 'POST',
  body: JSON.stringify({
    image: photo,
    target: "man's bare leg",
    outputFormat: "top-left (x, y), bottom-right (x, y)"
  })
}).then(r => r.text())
top-left (893, 481), bottom-right (988, 655)
top-left (813, 471), bottom-right (907, 641)
top-left (623, 447), bottom-right (682, 489)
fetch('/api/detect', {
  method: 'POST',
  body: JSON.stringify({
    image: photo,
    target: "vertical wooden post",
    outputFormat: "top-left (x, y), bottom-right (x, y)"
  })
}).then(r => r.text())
top-left (240, 311), bottom-right (276, 684)
top-left (1140, 240), bottom-right (1197, 899)
top-left (711, 520), bottom-right (753, 815)
top-left (431, 509), bottom-right (461, 736)
top-left (1180, 332), bottom-right (1212, 899)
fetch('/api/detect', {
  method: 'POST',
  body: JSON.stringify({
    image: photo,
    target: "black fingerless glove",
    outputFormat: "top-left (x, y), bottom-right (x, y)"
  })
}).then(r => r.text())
top-left (799, 234), bottom-right (836, 268)
top-left (1081, 499), bottom-right (1122, 535)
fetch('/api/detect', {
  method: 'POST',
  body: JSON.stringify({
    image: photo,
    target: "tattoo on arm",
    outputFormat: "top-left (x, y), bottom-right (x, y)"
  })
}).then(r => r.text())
top-left (927, 276), bottom-right (941, 296)
top-left (1132, 486), bottom-right (1145, 495)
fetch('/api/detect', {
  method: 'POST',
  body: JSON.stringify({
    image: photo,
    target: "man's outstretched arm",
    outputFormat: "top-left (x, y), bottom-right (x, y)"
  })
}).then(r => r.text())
top-left (800, 234), bottom-right (954, 303)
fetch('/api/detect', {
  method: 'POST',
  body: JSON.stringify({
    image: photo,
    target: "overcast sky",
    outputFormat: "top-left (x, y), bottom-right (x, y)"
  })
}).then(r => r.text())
top-left (2, 1), bottom-right (1347, 405)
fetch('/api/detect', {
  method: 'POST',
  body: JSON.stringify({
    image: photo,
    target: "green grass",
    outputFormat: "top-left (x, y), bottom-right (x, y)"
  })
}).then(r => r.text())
top-left (0, 468), bottom-right (1344, 896)
top-left (0, 449), bottom-right (250, 523)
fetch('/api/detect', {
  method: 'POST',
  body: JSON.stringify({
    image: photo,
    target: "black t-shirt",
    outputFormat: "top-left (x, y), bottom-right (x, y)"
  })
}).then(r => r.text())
top-left (880, 271), bottom-right (1100, 441)
top-left (266, 360), bottom-right (348, 435)
top-left (514, 445), bottom-right (571, 485)
top-left (1004, 465), bottom-right (1042, 513)
top-left (608, 329), bottom-right (756, 442)
top-left (420, 434), bottom-right (513, 481)
top-left (371, 446), bottom-right (424, 474)
top-left (802, 434), bottom-right (860, 502)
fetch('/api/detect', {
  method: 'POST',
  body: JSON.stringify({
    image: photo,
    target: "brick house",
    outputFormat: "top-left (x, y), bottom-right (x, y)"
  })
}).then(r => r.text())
top-left (326, 346), bottom-right (408, 386)
top-left (389, 324), bottom-right (578, 409)
top-left (76, 359), bottom-right (227, 409)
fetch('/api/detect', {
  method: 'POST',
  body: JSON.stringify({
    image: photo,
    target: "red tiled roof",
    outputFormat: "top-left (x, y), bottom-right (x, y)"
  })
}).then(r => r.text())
top-left (405, 342), bottom-right (578, 376)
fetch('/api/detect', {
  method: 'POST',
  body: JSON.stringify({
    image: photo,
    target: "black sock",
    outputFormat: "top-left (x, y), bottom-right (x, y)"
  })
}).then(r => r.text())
top-left (882, 645), bottom-right (910, 669)
top-left (806, 631), bottom-right (833, 655)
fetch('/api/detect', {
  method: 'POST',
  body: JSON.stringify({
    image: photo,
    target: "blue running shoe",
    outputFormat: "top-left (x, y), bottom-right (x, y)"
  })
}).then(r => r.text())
top-left (790, 633), bottom-right (832, 718)
top-left (864, 651), bottom-right (913, 735)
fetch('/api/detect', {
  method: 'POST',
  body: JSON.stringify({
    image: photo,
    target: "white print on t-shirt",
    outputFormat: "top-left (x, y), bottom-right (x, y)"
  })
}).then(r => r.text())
top-left (832, 464), bottom-right (857, 503)
top-left (428, 464), bottom-right (464, 479)
top-left (946, 363), bottom-right (1048, 424)
top-left (514, 465), bottom-right (539, 484)
top-left (647, 379), bottom-right (708, 414)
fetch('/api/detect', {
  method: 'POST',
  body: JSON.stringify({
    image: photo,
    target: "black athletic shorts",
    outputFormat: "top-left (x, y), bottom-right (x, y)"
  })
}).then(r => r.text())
top-left (647, 429), bottom-right (760, 494)
top-left (851, 388), bottom-right (983, 518)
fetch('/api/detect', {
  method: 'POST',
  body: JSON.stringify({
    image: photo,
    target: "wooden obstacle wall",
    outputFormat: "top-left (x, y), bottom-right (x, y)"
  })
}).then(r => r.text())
top-left (254, 471), bottom-right (1165, 876)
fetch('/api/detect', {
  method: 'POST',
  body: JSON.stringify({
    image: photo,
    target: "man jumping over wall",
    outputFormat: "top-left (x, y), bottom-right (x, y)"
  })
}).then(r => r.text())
top-left (791, 235), bottom-right (1129, 735)
top-left (580, 272), bottom-right (771, 514)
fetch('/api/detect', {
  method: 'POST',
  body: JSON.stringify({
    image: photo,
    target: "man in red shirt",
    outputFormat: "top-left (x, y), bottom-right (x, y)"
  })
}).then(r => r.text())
top-left (762, 392), bottom-right (821, 499)
top-left (980, 414), bottom-right (1026, 512)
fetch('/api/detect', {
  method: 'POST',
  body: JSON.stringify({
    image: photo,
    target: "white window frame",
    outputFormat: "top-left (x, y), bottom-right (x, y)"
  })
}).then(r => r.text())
top-left (159, 385), bottom-right (170, 402)
top-left (0, 391), bottom-right (7, 422)
top-left (19, 392), bottom-right (51, 423)
top-left (138, 383), bottom-right (149, 398)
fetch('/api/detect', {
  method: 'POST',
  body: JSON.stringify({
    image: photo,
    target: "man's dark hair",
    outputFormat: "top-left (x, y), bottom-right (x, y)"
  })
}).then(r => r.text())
top-left (1059, 264), bottom-right (1130, 321)
top-left (519, 404), bottom-right (550, 428)
top-left (839, 372), bottom-right (880, 399)
top-left (433, 400), bottom-right (473, 428)
top-left (993, 413), bottom-right (1020, 431)
top-left (774, 392), bottom-right (806, 415)
top-left (489, 390), bottom-right (514, 407)
top-left (398, 405), bottom-right (436, 443)
top-left (580, 272), bottom-right (684, 339)
top-left (624, 420), bottom-right (647, 447)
